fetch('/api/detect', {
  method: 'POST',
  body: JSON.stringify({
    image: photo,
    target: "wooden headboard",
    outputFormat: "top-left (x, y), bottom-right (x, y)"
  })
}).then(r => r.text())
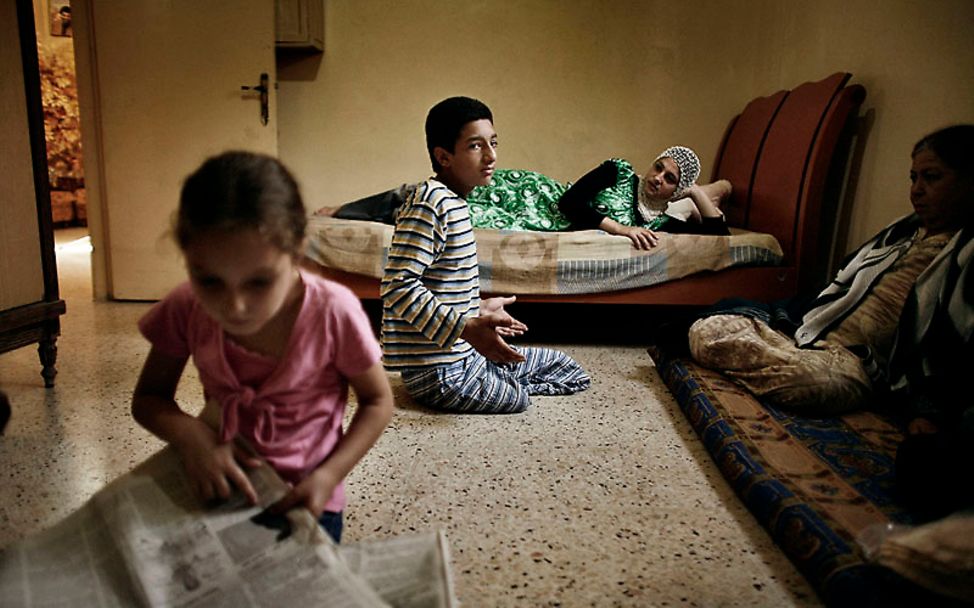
top-left (713, 72), bottom-right (867, 296)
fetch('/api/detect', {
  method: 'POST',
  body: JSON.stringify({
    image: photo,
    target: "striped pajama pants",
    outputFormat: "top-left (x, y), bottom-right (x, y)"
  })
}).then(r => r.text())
top-left (400, 347), bottom-right (590, 414)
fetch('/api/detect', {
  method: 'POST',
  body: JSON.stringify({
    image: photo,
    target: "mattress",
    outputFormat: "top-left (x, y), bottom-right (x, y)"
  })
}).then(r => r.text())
top-left (305, 216), bottom-right (783, 296)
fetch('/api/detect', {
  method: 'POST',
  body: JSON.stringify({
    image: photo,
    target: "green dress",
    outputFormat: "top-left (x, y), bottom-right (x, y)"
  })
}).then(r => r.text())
top-left (467, 159), bottom-right (650, 231)
top-left (588, 158), bottom-right (642, 227)
top-left (466, 169), bottom-right (570, 230)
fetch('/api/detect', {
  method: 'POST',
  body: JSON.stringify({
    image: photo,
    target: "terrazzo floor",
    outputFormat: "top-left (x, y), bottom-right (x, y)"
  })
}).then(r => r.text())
top-left (0, 228), bottom-right (823, 606)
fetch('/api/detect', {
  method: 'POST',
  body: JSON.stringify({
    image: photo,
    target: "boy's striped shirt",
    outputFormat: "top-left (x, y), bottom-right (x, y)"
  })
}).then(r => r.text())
top-left (380, 179), bottom-right (480, 369)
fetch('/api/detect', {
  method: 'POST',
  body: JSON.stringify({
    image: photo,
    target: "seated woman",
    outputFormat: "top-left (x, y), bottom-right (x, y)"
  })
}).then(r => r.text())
top-left (466, 146), bottom-right (732, 249)
top-left (686, 124), bottom-right (974, 521)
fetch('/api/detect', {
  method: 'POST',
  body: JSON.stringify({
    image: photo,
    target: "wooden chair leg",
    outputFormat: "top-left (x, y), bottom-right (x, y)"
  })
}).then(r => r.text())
top-left (38, 335), bottom-right (58, 388)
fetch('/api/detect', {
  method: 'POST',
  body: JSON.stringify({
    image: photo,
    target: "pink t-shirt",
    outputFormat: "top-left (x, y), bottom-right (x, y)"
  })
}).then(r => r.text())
top-left (138, 270), bottom-right (381, 512)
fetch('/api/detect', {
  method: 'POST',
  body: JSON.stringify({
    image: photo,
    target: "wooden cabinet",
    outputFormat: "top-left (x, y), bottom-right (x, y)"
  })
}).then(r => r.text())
top-left (275, 0), bottom-right (324, 52)
top-left (1, 1), bottom-right (66, 387)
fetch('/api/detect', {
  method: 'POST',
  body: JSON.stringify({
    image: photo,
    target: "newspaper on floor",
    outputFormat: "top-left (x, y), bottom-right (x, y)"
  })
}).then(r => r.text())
top-left (340, 531), bottom-right (455, 608)
top-left (0, 446), bottom-right (456, 607)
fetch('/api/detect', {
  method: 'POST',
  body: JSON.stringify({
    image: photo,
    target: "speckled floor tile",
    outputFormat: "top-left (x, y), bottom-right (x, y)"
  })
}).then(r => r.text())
top-left (0, 228), bottom-right (822, 606)
top-left (346, 380), bottom-right (818, 606)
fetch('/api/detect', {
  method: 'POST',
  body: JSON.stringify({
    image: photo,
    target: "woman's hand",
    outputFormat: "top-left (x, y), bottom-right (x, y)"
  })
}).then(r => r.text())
top-left (907, 417), bottom-right (939, 435)
top-left (687, 180), bottom-right (732, 221)
top-left (617, 225), bottom-right (660, 250)
top-left (599, 217), bottom-right (659, 249)
top-left (174, 421), bottom-right (262, 505)
top-left (682, 185), bottom-right (705, 222)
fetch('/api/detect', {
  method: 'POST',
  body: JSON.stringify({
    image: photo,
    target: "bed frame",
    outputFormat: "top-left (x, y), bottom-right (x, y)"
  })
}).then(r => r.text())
top-left (310, 72), bottom-right (866, 306)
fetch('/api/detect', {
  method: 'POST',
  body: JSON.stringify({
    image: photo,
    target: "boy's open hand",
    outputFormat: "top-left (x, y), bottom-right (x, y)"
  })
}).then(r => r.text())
top-left (462, 312), bottom-right (526, 363)
top-left (480, 296), bottom-right (528, 337)
top-left (175, 422), bottom-right (262, 506)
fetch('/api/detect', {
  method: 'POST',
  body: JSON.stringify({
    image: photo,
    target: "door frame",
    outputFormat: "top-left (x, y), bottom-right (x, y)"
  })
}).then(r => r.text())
top-left (70, 0), bottom-right (279, 300)
top-left (70, 0), bottom-right (110, 299)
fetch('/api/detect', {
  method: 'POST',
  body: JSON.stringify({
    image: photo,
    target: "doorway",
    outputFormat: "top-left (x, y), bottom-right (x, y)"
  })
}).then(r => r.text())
top-left (34, 0), bottom-right (92, 291)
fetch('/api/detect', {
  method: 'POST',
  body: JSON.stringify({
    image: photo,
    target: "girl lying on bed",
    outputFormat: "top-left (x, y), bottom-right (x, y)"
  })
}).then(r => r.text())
top-left (322, 146), bottom-right (731, 250)
top-left (467, 146), bottom-right (731, 249)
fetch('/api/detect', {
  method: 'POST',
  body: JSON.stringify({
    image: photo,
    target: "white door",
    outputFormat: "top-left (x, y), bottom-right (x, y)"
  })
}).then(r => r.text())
top-left (78, 0), bottom-right (278, 300)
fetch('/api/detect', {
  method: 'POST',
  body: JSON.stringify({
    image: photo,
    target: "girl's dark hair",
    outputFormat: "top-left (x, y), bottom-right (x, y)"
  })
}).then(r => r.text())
top-left (176, 151), bottom-right (306, 254)
top-left (425, 96), bottom-right (493, 172)
top-left (912, 124), bottom-right (974, 177)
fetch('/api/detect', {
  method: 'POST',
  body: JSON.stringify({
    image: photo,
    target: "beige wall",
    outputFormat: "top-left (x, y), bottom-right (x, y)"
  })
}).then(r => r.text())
top-left (277, 0), bottom-right (739, 211)
top-left (1, 0), bottom-right (44, 310)
top-left (741, 0), bottom-right (974, 252)
top-left (278, 0), bottom-right (974, 256)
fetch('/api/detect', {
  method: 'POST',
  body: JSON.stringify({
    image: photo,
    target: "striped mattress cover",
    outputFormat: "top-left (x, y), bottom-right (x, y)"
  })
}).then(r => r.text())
top-left (305, 215), bottom-right (783, 296)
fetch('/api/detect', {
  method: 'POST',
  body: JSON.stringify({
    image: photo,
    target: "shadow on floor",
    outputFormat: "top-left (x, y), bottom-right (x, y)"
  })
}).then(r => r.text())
top-left (361, 299), bottom-right (704, 346)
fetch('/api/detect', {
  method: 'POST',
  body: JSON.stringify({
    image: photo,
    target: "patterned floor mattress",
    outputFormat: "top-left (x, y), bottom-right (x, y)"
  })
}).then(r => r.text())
top-left (645, 345), bottom-right (958, 606)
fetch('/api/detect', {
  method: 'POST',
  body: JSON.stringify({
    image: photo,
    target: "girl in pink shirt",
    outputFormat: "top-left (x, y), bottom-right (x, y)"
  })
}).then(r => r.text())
top-left (133, 151), bottom-right (393, 543)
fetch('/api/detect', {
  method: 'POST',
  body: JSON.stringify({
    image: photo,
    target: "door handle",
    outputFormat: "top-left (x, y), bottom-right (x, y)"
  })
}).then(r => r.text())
top-left (241, 73), bottom-right (270, 126)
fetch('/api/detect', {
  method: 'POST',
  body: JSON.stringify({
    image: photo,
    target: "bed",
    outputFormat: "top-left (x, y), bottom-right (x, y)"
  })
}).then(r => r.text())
top-left (304, 72), bottom-right (866, 305)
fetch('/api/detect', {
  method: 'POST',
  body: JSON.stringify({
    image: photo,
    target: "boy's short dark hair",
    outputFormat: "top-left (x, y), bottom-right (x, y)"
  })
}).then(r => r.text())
top-left (425, 96), bottom-right (493, 172)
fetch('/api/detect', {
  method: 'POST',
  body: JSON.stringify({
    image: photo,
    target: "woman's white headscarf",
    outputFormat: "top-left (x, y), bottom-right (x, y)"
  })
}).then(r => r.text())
top-left (655, 146), bottom-right (701, 199)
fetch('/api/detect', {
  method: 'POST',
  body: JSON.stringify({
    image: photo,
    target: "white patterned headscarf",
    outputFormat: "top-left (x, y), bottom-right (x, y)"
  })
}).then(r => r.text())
top-left (654, 146), bottom-right (701, 199)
